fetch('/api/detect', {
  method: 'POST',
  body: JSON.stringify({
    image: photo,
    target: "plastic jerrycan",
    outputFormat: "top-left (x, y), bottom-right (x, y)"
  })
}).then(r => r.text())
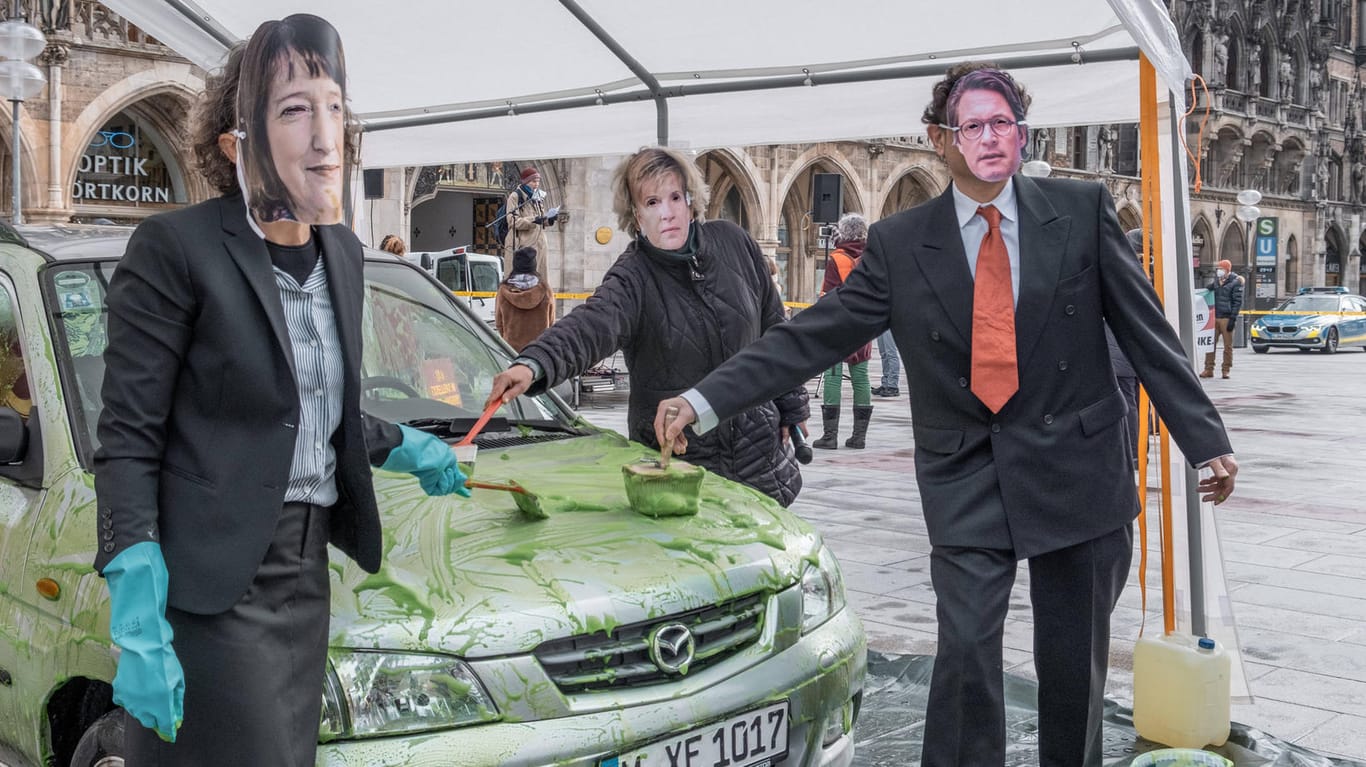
top-left (1132, 633), bottom-right (1232, 748)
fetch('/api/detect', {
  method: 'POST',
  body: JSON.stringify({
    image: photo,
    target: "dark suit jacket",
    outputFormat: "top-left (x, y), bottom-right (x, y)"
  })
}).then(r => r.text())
top-left (697, 176), bottom-right (1232, 558)
top-left (94, 193), bottom-right (401, 614)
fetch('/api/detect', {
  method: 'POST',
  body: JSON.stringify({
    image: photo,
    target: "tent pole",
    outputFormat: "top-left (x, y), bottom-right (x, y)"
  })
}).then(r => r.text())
top-left (558, 0), bottom-right (669, 145)
top-left (1167, 96), bottom-right (1208, 638)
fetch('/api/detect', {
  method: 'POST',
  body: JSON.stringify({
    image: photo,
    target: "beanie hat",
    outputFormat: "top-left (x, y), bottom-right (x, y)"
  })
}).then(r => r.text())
top-left (520, 167), bottom-right (541, 182)
top-left (512, 246), bottom-right (537, 275)
top-left (1217, 259), bottom-right (1232, 271)
top-left (1124, 228), bottom-right (1143, 255)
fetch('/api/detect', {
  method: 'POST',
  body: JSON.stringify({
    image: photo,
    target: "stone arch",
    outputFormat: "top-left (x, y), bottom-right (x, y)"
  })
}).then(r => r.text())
top-left (1218, 221), bottom-right (1247, 274)
top-left (1325, 223), bottom-right (1345, 286)
top-left (697, 148), bottom-right (765, 238)
top-left (1191, 214), bottom-right (1216, 269)
top-left (1184, 24), bottom-right (1204, 80)
top-left (1209, 124), bottom-right (1246, 188)
top-left (1254, 29), bottom-right (1277, 99)
top-left (774, 148), bottom-right (867, 303)
top-left (775, 146), bottom-right (868, 218)
top-left (0, 103), bottom-right (46, 217)
top-left (1287, 36), bottom-right (1310, 104)
top-left (1222, 18), bottom-right (1244, 90)
top-left (877, 164), bottom-right (940, 220)
top-left (1116, 203), bottom-right (1142, 233)
top-left (67, 74), bottom-right (203, 208)
top-left (1284, 234), bottom-right (1298, 294)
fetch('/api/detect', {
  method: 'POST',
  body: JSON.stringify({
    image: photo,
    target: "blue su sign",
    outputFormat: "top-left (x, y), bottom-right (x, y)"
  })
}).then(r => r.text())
top-left (1254, 217), bottom-right (1278, 266)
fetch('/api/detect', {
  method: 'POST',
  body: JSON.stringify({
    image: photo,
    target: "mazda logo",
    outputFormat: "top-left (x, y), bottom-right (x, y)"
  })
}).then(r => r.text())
top-left (648, 623), bottom-right (696, 674)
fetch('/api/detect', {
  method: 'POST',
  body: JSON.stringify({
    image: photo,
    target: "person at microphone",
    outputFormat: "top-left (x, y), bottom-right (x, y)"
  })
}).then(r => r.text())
top-left (485, 146), bottom-right (809, 506)
top-left (502, 166), bottom-right (558, 282)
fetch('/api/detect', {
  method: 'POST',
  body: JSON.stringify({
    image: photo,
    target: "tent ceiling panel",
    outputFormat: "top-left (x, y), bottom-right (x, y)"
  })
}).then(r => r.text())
top-left (103, 0), bottom-right (1189, 165)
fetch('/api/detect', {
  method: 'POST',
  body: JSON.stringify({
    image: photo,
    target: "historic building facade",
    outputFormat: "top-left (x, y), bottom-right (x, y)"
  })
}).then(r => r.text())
top-left (1173, 0), bottom-right (1366, 302)
top-left (0, 1), bottom-right (208, 225)
top-left (13, 1), bottom-right (1361, 306)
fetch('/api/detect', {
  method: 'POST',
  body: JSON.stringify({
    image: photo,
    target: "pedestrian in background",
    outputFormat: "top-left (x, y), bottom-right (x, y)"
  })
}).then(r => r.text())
top-left (1202, 257), bottom-right (1244, 379)
top-left (871, 329), bottom-right (902, 398)
top-left (94, 16), bottom-right (468, 766)
top-left (379, 234), bottom-right (406, 257)
top-left (812, 213), bottom-right (874, 450)
top-left (485, 146), bottom-right (808, 506)
top-left (496, 246), bottom-right (555, 352)
top-left (654, 62), bottom-right (1237, 767)
top-left (503, 167), bottom-right (557, 281)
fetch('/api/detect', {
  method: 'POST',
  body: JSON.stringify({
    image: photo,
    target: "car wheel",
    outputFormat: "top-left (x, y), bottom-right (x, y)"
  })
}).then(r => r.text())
top-left (1321, 327), bottom-right (1339, 354)
top-left (70, 710), bottom-right (124, 767)
top-left (1252, 344), bottom-right (1269, 354)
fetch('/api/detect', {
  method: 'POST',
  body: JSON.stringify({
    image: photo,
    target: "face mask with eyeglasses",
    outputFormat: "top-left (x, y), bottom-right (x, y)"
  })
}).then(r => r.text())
top-left (937, 117), bottom-right (1027, 142)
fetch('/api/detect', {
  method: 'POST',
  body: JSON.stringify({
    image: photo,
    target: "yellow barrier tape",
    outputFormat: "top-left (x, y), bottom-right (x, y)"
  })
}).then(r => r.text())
top-left (1240, 310), bottom-right (1366, 316)
top-left (452, 291), bottom-right (596, 299)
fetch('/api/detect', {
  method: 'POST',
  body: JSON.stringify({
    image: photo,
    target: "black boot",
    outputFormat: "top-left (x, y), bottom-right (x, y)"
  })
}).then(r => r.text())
top-left (812, 405), bottom-right (840, 449)
top-left (845, 405), bottom-right (873, 449)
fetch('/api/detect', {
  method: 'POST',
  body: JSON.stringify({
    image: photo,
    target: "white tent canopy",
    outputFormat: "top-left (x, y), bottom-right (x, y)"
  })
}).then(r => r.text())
top-left (104, 0), bottom-right (1189, 167)
top-left (102, 0), bottom-right (1250, 701)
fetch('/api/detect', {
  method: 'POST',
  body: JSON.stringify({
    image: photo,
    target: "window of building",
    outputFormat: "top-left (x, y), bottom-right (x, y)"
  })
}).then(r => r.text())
top-left (1116, 124), bottom-right (1139, 175)
top-left (74, 110), bottom-right (189, 220)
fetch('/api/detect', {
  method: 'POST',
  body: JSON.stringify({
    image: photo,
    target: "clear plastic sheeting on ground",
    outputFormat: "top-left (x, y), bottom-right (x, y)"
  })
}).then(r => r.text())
top-left (856, 652), bottom-right (1365, 767)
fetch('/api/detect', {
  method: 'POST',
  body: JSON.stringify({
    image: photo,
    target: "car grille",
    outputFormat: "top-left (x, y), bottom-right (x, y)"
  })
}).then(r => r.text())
top-left (534, 590), bottom-right (768, 694)
top-left (1263, 325), bottom-right (1299, 333)
top-left (474, 432), bottom-right (577, 449)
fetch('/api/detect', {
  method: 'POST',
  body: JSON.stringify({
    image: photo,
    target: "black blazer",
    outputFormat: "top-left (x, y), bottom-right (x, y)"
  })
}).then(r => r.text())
top-left (94, 194), bottom-right (401, 614)
top-left (697, 176), bottom-right (1232, 558)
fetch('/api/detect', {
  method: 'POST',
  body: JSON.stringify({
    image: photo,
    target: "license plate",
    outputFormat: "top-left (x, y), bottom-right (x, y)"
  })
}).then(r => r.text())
top-left (600, 701), bottom-right (789, 767)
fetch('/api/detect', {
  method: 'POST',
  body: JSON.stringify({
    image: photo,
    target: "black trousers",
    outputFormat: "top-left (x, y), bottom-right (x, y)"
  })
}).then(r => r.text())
top-left (126, 502), bottom-right (331, 767)
top-left (921, 523), bottom-right (1133, 767)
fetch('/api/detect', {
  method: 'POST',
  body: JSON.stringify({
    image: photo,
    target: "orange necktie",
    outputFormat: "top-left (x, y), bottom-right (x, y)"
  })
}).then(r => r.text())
top-left (970, 205), bottom-right (1018, 413)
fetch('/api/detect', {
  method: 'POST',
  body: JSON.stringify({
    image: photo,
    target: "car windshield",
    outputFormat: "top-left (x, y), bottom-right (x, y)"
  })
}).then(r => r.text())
top-left (1276, 295), bottom-right (1341, 312)
top-left (44, 258), bottom-right (575, 465)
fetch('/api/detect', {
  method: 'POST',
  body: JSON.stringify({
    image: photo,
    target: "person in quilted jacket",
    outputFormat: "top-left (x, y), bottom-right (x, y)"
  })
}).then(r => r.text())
top-left (485, 146), bottom-right (809, 506)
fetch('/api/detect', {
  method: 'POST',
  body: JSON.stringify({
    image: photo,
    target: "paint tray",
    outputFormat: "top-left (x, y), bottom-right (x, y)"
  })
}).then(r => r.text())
top-left (621, 459), bottom-right (705, 518)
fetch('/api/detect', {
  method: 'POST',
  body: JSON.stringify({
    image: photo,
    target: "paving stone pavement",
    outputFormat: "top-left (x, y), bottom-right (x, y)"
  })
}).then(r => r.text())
top-left (576, 343), bottom-right (1366, 762)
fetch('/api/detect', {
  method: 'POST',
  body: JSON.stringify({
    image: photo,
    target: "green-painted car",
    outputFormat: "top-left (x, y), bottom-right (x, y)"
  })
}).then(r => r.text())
top-left (0, 224), bottom-right (865, 767)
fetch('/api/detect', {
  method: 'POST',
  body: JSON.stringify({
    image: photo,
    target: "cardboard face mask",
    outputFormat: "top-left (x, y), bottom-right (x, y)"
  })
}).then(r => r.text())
top-left (946, 74), bottom-right (1028, 185)
top-left (235, 14), bottom-right (351, 228)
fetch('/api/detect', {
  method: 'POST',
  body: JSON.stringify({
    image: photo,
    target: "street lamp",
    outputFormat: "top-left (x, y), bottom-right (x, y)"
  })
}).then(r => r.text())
top-left (0, 15), bottom-right (46, 225)
top-left (1235, 188), bottom-right (1262, 274)
top-left (1235, 188), bottom-right (1261, 315)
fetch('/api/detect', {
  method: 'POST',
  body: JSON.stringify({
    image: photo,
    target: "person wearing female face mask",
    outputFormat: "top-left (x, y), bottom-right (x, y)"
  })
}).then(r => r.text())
top-left (93, 15), bottom-right (468, 766)
top-left (1201, 258), bottom-right (1244, 379)
top-left (485, 146), bottom-right (809, 506)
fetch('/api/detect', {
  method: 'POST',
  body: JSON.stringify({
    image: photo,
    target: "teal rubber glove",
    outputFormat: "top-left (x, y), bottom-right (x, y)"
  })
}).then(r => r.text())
top-left (104, 541), bottom-right (184, 742)
top-left (382, 425), bottom-right (472, 497)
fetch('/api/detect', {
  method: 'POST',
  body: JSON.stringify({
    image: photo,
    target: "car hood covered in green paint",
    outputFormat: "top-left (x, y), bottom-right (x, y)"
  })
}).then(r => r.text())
top-left (327, 431), bottom-right (819, 658)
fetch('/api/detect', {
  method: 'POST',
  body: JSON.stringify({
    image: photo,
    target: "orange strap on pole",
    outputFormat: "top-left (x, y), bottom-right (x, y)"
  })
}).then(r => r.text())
top-left (1138, 54), bottom-right (1178, 636)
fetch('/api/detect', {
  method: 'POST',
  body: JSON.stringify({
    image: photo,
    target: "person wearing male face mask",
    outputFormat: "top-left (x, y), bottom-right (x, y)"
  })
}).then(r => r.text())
top-left (652, 62), bottom-right (1238, 767)
top-left (93, 15), bottom-right (469, 765)
top-left (1201, 258), bottom-right (1245, 379)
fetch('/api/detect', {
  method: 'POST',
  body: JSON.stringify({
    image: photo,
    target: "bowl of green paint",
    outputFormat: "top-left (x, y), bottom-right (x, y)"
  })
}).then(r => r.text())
top-left (621, 459), bottom-right (705, 517)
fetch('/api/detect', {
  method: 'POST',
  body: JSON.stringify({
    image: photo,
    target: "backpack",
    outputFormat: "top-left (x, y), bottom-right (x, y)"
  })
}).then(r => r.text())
top-left (491, 188), bottom-right (526, 245)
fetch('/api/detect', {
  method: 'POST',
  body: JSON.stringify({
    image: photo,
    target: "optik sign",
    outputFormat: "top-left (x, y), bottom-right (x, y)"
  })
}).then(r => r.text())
top-left (1254, 217), bottom-right (1278, 266)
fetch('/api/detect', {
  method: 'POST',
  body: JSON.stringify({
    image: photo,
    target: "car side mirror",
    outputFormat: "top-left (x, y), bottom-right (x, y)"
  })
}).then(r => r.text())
top-left (0, 407), bottom-right (27, 463)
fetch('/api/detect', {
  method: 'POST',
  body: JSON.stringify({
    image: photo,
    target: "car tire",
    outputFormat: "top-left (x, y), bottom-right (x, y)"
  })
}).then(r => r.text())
top-left (70, 710), bottom-right (124, 767)
top-left (1252, 344), bottom-right (1269, 354)
top-left (1321, 327), bottom-right (1339, 354)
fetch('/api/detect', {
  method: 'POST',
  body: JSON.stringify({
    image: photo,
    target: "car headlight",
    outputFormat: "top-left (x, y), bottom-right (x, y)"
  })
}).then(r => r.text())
top-left (801, 545), bottom-right (848, 634)
top-left (1306, 326), bottom-right (1321, 338)
top-left (1249, 325), bottom-right (1261, 338)
top-left (320, 650), bottom-right (499, 741)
